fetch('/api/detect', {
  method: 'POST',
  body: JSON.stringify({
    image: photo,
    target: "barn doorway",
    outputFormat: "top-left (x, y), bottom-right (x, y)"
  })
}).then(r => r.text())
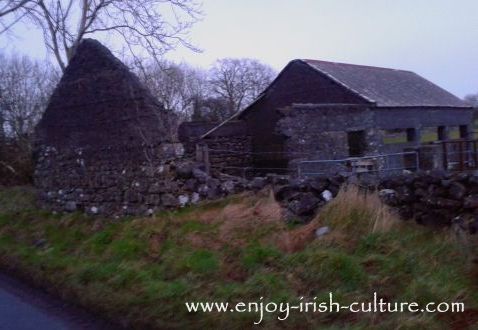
top-left (348, 130), bottom-right (367, 157)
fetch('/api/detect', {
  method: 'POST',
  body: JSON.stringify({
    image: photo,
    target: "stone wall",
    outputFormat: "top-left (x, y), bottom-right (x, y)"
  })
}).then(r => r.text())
top-left (179, 120), bottom-right (252, 176)
top-left (34, 142), bottom-right (263, 216)
top-left (277, 104), bottom-right (383, 175)
top-left (34, 39), bottom-right (183, 216)
top-left (379, 170), bottom-right (478, 231)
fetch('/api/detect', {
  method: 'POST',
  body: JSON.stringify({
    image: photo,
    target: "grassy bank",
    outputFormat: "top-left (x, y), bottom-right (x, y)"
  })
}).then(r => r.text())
top-left (0, 186), bottom-right (477, 329)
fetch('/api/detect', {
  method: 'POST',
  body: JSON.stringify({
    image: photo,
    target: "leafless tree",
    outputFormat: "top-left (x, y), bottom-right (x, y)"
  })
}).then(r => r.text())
top-left (0, 0), bottom-right (33, 33)
top-left (0, 1), bottom-right (31, 17)
top-left (0, 0), bottom-right (202, 71)
top-left (208, 58), bottom-right (276, 118)
top-left (465, 93), bottom-right (478, 107)
top-left (0, 52), bottom-right (59, 147)
top-left (132, 59), bottom-right (208, 121)
top-left (0, 51), bottom-right (59, 182)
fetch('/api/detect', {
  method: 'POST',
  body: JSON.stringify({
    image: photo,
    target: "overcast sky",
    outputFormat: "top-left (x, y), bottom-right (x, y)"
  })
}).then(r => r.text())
top-left (1, 0), bottom-right (477, 97)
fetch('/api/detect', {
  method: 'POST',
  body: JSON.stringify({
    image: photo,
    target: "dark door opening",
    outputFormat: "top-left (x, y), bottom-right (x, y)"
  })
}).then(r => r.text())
top-left (348, 130), bottom-right (367, 157)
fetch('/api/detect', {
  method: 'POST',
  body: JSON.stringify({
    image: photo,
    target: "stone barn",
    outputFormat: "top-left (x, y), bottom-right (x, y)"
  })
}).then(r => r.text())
top-left (190, 59), bottom-right (473, 176)
top-left (34, 39), bottom-right (183, 215)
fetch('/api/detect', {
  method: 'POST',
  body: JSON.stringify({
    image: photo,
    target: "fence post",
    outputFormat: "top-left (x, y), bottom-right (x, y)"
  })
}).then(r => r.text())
top-left (442, 142), bottom-right (448, 170)
top-left (459, 141), bottom-right (464, 171)
top-left (195, 143), bottom-right (210, 174)
top-left (195, 143), bottom-right (203, 162)
top-left (474, 141), bottom-right (478, 168)
top-left (203, 144), bottom-right (210, 175)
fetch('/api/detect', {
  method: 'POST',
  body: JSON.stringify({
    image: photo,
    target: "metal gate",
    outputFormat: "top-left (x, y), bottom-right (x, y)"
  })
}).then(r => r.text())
top-left (297, 151), bottom-right (419, 178)
top-left (438, 139), bottom-right (478, 171)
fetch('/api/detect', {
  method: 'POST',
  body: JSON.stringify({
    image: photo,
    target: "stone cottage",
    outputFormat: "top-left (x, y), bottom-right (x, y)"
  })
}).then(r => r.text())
top-left (183, 59), bottom-right (473, 176)
top-left (34, 39), bottom-right (184, 215)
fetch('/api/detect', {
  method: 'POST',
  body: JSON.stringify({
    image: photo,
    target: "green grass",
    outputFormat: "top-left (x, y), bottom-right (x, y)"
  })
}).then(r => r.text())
top-left (383, 128), bottom-right (462, 144)
top-left (0, 186), bottom-right (477, 329)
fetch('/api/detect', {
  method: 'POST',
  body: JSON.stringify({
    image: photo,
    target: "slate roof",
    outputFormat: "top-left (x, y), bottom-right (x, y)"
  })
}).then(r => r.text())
top-left (301, 59), bottom-right (468, 107)
top-left (201, 59), bottom-right (469, 138)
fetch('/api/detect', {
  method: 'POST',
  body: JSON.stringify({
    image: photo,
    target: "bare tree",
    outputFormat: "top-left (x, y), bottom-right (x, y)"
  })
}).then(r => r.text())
top-left (0, 51), bottom-right (59, 183)
top-left (0, 0), bottom-right (202, 71)
top-left (465, 93), bottom-right (478, 107)
top-left (0, 1), bottom-right (32, 17)
top-left (0, 52), bottom-right (59, 147)
top-left (0, 0), bottom-right (34, 33)
top-left (133, 59), bottom-right (208, 121)
top-left (208, 58), bottom-right (276, 119)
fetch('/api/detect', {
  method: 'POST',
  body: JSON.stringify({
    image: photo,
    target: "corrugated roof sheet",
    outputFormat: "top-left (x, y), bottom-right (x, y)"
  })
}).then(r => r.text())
top-left (302, 59), bottom-right (468, 107)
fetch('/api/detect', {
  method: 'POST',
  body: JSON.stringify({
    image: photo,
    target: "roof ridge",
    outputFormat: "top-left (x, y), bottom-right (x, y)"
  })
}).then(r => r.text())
top-left (301, 59), bottom-right (414, 73)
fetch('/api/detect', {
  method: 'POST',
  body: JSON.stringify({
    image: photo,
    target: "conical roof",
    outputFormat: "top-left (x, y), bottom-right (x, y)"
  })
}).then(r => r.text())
top-left (36, 39), bottom-right (174, 149)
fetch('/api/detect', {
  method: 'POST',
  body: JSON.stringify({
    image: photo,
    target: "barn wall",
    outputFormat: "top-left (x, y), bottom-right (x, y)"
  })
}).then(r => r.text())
top-left (276, 105), bottom-right (381, 175)
top-left (242, 60), bottom-right (370, 173)
top-left (276, 106), bottom-right (474, 176)
top-left (373, 107), bottom-right (473, 131)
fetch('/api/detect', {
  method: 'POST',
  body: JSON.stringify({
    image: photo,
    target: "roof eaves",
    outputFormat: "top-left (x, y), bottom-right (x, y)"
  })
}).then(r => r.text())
top-left (200, 93), bottom-right (266, 139)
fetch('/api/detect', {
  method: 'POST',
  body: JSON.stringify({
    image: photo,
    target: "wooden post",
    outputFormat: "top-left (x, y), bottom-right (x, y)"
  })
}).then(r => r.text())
top-left (203, 144), bottom-right (210, 175)
top-left (195, 144), bottom-right (203, 162)
top-left (459, 141), bottom-right (464, 171)
top-left (472, 140), bottom-right (478, 169)
top-left (195, 143), bottom-right (210, 174)
top-left (442, 142), bottom-right (448, 170)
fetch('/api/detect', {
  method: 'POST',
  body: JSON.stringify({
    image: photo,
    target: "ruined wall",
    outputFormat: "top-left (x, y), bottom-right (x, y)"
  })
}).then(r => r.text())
top-left (178, 121), bottom-right (217, 155)
top-left (179, 120), bottom-right (252, 176)
top-left (34, 39), bottom-right (189, 215)
top-left (35, 143), bottom-right (186, 215)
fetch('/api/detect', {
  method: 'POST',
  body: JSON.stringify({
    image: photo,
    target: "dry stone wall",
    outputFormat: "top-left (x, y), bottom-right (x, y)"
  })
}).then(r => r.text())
top-left (379, 170), bottom-right (478, 232)
top-left (179, 120), bottom-right (252, 176)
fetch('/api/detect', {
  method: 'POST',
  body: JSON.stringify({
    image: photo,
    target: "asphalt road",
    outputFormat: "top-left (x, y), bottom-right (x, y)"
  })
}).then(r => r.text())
top-left (0, 272), bottom-right (121, 330)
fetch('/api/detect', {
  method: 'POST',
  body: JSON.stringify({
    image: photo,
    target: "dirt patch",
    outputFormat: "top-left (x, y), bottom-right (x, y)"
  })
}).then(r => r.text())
top-left (218, 190), bottom-right (284, 245)
top-left (275, 220), bottom-right (319, 253)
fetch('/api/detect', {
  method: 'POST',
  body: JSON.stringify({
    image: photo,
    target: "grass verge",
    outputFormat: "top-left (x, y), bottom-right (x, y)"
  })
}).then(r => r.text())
top-left (0, 186), bottom-right (477, 329)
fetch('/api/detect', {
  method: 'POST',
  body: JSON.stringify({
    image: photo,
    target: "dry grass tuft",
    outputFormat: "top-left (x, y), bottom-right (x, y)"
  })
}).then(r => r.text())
top-left (319, 184), bottom-right (399, 237)
top-left (276, 220), bottom-right (319, 253)
top-left (218, 189), bottom-right (284, 243)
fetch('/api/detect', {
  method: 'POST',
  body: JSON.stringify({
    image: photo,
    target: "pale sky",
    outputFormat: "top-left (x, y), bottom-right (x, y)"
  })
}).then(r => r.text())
top-left (1, 0), bottom-right (477, 97)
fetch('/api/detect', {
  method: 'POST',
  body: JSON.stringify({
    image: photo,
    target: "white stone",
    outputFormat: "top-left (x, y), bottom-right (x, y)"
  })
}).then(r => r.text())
top-left (315, 226), bottom-right (331, 238)
top-left (378, 189), bottom-right (396, 198)
top-left (191, 192), bottom-right (200, 204)
top-left (178, 195), bottom-right (189, 207)
top-left (90, 206), bottom-right (99, 214)
top-left (321, 190), bottom-right (333, 202)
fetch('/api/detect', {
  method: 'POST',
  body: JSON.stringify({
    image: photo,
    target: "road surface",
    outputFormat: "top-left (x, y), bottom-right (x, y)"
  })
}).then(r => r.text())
top-left (0, 272), bottom-right (121, 330)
